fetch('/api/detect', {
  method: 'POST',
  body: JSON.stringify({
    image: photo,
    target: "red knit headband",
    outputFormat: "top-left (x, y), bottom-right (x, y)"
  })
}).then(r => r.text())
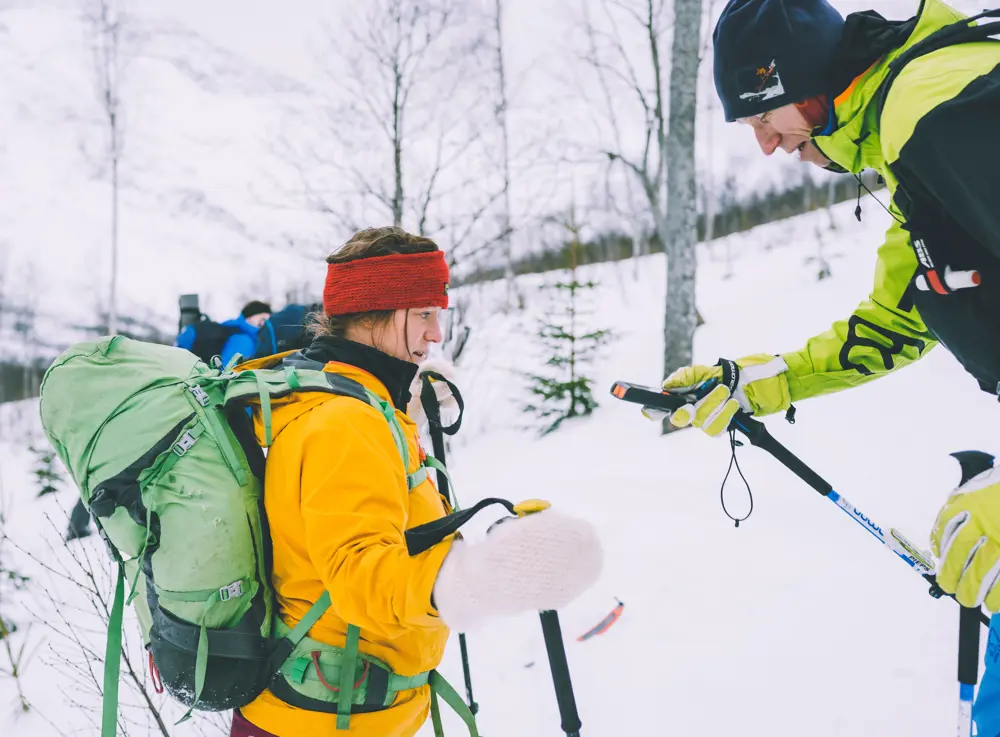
top-left (323, 251), bottom-right (450, 316)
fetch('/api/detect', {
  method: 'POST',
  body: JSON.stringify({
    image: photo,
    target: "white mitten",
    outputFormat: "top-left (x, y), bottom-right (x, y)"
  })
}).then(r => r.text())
top-left (407, 358), bottom-right (461, 428)
top-left (432, 510), bottom-right (603, 632)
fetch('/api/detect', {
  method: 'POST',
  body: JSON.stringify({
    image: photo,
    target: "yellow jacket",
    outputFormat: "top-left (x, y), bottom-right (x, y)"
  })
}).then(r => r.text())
top-left (240, 358), bottom-right (453, 737)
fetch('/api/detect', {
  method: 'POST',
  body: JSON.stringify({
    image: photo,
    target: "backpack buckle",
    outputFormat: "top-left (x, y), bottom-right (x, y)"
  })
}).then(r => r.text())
top-left (188, 385), bottom-right (211, 407)
top-left (219, 581), bottom-right (244, 601)
top-left (172, 431), bottom-right (198, 456)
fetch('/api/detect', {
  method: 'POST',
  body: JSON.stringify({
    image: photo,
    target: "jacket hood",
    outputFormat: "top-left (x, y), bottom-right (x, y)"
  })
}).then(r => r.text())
top-left (812, 0), bottom-right (967, 174)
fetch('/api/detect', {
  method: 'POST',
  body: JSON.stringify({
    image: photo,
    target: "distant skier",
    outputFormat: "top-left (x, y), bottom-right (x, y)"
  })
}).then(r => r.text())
top-left (658, 0), bottom-right (1000, 730)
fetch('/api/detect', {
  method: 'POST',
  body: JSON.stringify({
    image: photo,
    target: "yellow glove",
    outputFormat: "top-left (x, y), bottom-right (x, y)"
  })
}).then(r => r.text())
top-left (659, 354), bottom-right (792, 436)
top-left (931, 456), bottom-right (1000, 611)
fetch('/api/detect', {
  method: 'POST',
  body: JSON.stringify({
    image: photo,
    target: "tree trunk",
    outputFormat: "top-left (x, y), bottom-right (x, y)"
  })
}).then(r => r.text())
top-left (494, 0), bottom-right (516, 309)
top-left (392, 53), bottom-right (404, 228)
top-left (661, 0), bottom-right (702, 401)
top-left (108, 141), bottom-right (119, 336)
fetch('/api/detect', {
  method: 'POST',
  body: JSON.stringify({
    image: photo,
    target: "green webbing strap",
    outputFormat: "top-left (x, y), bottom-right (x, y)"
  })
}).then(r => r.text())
top-left (126, 503), bottom-right (157, 605)
top-left (154, 578), bottom-right (251, 603)
top-left (194, 396), bottom-right (248, 486)
top-left (285, 591), bottom-right (332, 648)
top-left (422, 457), bottom-right (455, 506)
top-left (223, 353), bottom-right (244, 373)
top-left (431, 688), bottom-right (444, 737)
top-left (364, 390), bottom-right (410, 471)
top-left (254, 372), bottom-right (274, 446)
top-left (430, 670), bottom-right (479, 737)
top-left (177, 591), bottom-right (220, 725)
top-left (192, 621), bottom-right (209, 716)
top-left (408, 467), bottom-right (428, 491)
top-left (284, 365), bottom-right (301, 389)
top-left (101, 564), bottom-right (125, 737)
top-left (386, 671), bottom-right (431, 691)
top-left (336, 624), bottom-right (361, 730)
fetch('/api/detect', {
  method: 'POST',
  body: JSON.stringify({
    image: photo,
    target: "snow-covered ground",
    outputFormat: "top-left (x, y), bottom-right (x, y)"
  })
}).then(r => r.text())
top-left (2, 197), bottom-right (996, 736)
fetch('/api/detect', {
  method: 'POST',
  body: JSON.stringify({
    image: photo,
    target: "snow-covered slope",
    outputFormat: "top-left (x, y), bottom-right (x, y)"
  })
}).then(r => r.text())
top-left (3, 196), bottom-right (996, 736)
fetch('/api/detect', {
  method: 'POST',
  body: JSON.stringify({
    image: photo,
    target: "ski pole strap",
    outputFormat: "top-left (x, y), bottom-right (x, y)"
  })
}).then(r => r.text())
top-left (405, 498), bottom-right (516, 556)
top-left (730, 413), bottom-right (834, 496)
top-left (420, 371), bottom-right (465, 436)
top-left (102, 563), bottom-right (126, 737)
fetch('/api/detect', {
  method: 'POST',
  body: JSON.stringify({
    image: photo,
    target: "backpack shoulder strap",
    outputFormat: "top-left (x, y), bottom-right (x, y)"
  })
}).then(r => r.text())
top-left (221, 361), bottom-right (423, 487)
top-left (876, 9), bottom-right (1000, 123)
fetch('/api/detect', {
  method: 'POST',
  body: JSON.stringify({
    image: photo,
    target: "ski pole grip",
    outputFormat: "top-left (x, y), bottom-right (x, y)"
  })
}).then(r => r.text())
top-left (610, 381), bottom-right (691, 412)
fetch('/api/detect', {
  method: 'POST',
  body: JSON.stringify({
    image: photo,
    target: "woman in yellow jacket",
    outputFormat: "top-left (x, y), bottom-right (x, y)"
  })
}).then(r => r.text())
top-left (233, 227), bottom-right (603, 737)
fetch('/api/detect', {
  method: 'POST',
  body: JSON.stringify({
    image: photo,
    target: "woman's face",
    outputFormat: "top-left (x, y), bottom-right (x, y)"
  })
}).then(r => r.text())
top-left (382, 307), bottom-right (443, 364)
top-left (740, 103), bottom-right (832, 168)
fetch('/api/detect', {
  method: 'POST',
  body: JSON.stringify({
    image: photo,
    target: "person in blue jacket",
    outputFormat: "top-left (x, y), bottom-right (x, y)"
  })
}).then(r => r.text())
top-left (220, 300), bottom-right (273, 365)
top-left (175, 300), bottom-right (273, 367)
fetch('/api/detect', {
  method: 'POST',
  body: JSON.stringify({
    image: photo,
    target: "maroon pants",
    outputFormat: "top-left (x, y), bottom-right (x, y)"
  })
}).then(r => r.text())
top-left (230, 710), bottom-right (280, 737)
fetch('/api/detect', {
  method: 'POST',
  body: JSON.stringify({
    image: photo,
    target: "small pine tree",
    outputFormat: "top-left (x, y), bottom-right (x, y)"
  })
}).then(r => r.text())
top-left (29, 443), bottom-right (63, 497)
top-left (524, 207), bottom-right (611, 435)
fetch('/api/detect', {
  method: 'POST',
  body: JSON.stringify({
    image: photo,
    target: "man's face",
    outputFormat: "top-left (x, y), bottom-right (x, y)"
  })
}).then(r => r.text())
top-left (739, 103), bottom-right (832, 168)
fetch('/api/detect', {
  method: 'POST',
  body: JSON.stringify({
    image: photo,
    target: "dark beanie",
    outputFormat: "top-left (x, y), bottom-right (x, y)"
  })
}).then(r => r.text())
top-left (713, 0), bottom-right (845, 122)
top-left (241, 300), bottom-right (272, 319)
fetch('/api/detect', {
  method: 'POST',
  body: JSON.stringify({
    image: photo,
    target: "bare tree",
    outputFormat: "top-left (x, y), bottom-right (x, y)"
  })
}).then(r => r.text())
top-left (491, 0), bottom-right (518, 309)
top-left (578, 0), bottom-right (650, 269)
top-left (83, 0), bottom-right (127, 336)
top-left (662, 0), bottom-right (703, 414)
top-left (573, 0), bottom-right (702, 421)
top-left (287, 0), bottom-right (504, 264)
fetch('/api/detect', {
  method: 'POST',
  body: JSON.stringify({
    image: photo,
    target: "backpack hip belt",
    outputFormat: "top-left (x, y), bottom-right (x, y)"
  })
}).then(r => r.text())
top-left (268, 614), bottom-right (478, 737)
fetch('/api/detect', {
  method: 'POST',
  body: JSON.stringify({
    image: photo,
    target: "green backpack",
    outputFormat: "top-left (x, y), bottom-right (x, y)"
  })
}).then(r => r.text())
top-left (39, 336), bottom-right (480, 737)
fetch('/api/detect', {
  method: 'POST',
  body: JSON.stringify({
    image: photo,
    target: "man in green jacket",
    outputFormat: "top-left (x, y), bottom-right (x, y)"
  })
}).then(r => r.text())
top-left (669, 0), bottom-right (1000, 729)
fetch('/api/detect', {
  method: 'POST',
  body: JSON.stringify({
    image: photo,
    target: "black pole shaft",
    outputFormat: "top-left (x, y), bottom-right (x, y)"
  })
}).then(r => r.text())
top-left (539, 610), bottom-right (582, 737)
top-left (732, 413), bottom-right (991, 627)
top-left (959, 606), bottom-right (981, 687)
top-left (733, 414), bottom-right (834, 496)
top-left (430, 422), bottom-right (451, 503)
top-left (458, 634), bottom-right (479, 716)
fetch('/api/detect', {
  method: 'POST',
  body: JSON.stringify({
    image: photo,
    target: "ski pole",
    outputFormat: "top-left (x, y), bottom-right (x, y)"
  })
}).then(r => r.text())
top-left (539, 609), bottom-right (583, 737)
top-left (958, 605), bottom-right (981, 737)
top-left (610, 381), bottom-right (991, 628)
top-left (420, 372), bottom-right (479, 716)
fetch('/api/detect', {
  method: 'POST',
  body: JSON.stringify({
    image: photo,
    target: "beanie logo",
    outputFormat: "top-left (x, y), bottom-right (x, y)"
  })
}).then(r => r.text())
top-left (738, 60), bottom-right (786, 102)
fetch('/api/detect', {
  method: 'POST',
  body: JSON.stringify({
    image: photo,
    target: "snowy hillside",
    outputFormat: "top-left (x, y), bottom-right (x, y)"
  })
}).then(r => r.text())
top-left (3, 197), bottom-right (997, 737)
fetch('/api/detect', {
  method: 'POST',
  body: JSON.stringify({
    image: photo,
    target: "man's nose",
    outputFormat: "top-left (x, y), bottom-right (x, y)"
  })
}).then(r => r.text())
top-left (754, 125), bottom-right (781, 156)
